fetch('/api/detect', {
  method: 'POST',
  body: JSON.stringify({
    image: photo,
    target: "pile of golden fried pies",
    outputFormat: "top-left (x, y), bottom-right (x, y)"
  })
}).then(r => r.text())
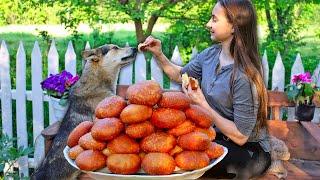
top-left (67, 80), bottom-right (224, 175)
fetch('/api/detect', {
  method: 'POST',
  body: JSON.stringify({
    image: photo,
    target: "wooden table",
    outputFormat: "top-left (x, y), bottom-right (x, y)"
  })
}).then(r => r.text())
top-left (259, 120), bottom-right (320, 180)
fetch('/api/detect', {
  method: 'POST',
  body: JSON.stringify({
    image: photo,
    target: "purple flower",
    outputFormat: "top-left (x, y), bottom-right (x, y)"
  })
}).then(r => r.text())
top-left (292, 72), bottom-right (312, 84)
top-left (40, 70), bottom-right (80, 98)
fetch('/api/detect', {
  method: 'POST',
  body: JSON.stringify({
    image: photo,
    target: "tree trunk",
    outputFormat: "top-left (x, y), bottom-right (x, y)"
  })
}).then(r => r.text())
top-left (264, 0), bottom-right (276, 39)
top-left (134, 20), bottom-right (147, 43)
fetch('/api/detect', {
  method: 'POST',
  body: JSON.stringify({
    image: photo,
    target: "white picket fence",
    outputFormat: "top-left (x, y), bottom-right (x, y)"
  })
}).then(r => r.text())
top-left (0, 40), bottom-right (319, 178)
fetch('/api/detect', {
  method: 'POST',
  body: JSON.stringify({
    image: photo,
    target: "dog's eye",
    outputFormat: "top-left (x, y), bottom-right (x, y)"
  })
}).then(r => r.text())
top-left (112, 46), bottom-right (119, 50)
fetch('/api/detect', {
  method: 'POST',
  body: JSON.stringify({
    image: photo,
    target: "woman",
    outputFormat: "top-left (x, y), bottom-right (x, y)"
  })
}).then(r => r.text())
top-left (140, 0), bottom-right (271, 179)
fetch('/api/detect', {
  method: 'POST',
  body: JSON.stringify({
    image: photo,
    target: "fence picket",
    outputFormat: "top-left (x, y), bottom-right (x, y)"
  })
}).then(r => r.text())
top-left (83, 41), bottom-right (91, 70)
top-left (65, 41), bottom-right (77, 76)
top-left (312, 63), bottom-right (320, 87)
top-left (48, 39), bottom-right (59, 124)
top-left (191, 47), bottom-right (198, 60)
top-left (170, 46), bottom-right (183, 90)
top-left (31, 41), bottom-right (45, 168)
top-left (134, 53), bottom-right (147, 83)
top-left (312, 63), bottom-right (320, 123)
top-left (272, 52), bottom-right (285, 91)
top-left (0, 40), bottom-right (14, 178)
top-left (0, 41), bottom-right (13, 137)
top-left (16, 42), bottom-right (29, 177)
top-left (291, 53), bottom-right (304, 83)
top-left (150, 56), bottom-right (163, 88)
top-left (262, 50), bottom-right (269, 88)
top-left (119, 43), bottom-right (134, 85)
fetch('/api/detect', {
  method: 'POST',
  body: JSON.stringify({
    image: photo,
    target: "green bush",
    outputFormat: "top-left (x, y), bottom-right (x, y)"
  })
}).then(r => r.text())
top-left (0, 134), bottom-right (33, 179)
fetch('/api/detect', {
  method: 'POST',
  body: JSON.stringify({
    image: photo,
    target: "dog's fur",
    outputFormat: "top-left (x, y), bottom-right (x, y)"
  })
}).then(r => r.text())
top-left (266, 135), bottom-right (290, 179)
top-left (251, 136), bottom-right (290, 180)
top-left (31, 44), bottom-right (137, 180)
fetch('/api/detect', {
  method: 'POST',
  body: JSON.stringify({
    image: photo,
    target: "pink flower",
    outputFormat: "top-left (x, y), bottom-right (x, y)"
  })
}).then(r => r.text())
top-left (66, 75), bottom-right (80, 87)
top-left (292, 72), bottom-right (312, 84)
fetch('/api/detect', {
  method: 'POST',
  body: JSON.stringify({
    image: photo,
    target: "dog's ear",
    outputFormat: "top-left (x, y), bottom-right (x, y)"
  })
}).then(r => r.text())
top-left (81, 45), bottom-right (110, 62)
top-left (82, 49), bottom-right (100, 62)
top-left (96, 45), bottom-right (110, 56)
top-left (82, 49), bottom-right (95, 59)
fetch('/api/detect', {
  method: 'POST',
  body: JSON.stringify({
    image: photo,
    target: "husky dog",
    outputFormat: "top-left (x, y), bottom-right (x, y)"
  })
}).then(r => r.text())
top-left (31, 44), bottom-right (137, 180)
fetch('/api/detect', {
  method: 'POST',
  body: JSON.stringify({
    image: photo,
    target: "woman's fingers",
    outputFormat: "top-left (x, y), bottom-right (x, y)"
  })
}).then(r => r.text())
top-left (182, 83), bottom-right (188, 94)
top-left (145, 36), bottom-right (155, 45)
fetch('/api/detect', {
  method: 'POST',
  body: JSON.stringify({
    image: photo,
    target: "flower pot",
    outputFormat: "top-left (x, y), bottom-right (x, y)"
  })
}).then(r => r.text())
top-left (295, 104), bottom-right (315, 121)
top-left (50, 96), bottom-right (69, 120)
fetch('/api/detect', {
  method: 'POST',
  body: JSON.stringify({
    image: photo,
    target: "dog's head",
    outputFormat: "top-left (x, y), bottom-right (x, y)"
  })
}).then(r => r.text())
top-left (81, 44), bottom-right (138, 69)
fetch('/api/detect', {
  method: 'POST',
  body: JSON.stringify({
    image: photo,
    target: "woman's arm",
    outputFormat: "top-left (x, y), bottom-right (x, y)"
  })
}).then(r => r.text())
top-left (154, 52), bottom-right (182, 83)
top-left (200, 101), bottom-right (249, 146)
top-left (183, 85), bottom-right (249, 146)
top-left (142, 36), bottom-right (182, 83)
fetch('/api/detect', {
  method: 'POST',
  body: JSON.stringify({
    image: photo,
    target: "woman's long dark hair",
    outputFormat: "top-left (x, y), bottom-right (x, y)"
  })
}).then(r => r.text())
top-left (218, 0), bottom-right (268, 133)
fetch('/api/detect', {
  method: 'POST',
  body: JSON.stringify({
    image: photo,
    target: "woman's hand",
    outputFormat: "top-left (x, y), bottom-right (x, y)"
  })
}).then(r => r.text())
top-left (139, 36), bottom-right (163, 57)
top-left (182, 79), bottom-right (208, 107)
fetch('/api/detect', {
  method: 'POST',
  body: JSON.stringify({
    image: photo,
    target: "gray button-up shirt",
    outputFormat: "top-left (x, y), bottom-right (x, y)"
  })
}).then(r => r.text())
top-left (181, 44), bottom-right (270, 152)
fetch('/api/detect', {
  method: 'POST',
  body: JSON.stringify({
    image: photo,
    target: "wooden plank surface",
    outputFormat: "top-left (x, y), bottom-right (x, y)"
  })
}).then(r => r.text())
top-left (300, 121), bottom-right (320, 144)
top-left (284, 159), bottom-right (320, 179)
top-left (267, 120), bottom-right (320, 161)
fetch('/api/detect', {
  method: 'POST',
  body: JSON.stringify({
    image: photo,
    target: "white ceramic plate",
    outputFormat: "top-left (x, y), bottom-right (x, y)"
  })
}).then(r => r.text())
top-left (64, 146), bottom-right (228, 180)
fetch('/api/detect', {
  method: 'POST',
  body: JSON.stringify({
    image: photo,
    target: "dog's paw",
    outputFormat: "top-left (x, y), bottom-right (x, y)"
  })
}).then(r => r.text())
top-left (267, 160), bottom-right (288, 179)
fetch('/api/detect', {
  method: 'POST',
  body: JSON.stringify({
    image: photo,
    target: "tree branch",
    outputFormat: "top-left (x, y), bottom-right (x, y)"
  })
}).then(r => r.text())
top-left (146, 15), bottom-right (158, 36)
top-left (144, 0), bottom-right (182, 38)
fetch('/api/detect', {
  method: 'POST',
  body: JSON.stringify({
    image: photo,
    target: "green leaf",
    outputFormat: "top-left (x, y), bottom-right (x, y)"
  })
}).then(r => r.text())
top-left (286, 85), bottom-right (299, 101)
top-left (304, 83), bottom-right (314, 97)
top-left (297, 96), bottom-right (306, 105)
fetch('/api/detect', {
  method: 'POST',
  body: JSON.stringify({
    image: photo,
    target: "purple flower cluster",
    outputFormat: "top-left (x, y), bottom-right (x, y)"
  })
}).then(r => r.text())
top-left (292, 72), bottom-right (312, 84)
top-left (41, 70), bottom-right (79, 97)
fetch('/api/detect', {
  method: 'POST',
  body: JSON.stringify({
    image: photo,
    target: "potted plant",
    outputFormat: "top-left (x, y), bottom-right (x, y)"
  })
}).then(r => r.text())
top-left (285, 72), bottom-right (320, 121)
top-left (41, 70), bottom-right (79, 120)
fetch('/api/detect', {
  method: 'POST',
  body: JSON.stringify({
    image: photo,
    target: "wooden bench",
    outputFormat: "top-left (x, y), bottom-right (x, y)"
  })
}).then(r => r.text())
top-left (40, 87), bottom-right (320, 179)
